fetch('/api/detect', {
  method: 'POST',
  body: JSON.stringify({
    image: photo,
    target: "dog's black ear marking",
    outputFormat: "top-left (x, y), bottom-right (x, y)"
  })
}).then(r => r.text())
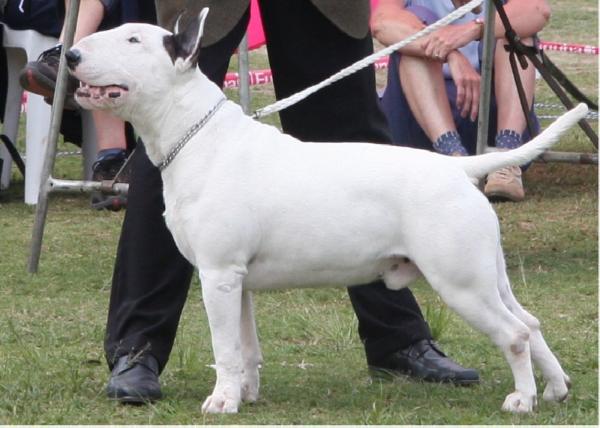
top-left (163, 7), bottom-right (209, 71)
top-left (163, 33), bottom-right (180, 65)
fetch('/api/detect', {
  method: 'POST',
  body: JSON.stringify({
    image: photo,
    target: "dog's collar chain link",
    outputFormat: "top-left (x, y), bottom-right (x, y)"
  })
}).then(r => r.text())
top-left (158, 97), bottom-right (227, 172)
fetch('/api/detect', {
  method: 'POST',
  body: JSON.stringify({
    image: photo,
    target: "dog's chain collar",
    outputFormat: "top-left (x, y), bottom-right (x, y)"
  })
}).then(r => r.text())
top-left (158, 97), bottom-right (227, 172)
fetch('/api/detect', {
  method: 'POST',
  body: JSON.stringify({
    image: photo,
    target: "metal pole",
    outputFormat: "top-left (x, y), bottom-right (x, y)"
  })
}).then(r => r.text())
top-left (47, 177), bottom-right (130, 194)
top-left (538, 151), bottom-right (598, 164)
top-left (476, 0), bottom-right (495, 155)
top-left (28, 0), bottom-right (80, 273)
top-left (238, 33), bottom-right (251, 114)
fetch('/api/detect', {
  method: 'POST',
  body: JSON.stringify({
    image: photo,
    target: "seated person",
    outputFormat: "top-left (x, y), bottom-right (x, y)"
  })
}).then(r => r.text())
top-left (372, 0), bottom-right (551, 202)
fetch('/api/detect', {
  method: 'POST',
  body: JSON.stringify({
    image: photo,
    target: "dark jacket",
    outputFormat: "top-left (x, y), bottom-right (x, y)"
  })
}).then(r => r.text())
top-left (154, 0), bottom-right (371, 44)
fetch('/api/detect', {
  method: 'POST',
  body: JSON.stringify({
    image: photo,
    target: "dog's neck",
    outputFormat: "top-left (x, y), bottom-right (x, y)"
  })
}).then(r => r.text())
top-left (125, 69), bottom-right (227, 166)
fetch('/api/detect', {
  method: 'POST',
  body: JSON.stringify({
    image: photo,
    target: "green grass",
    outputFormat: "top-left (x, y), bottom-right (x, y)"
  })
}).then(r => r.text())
top-left (0, 0), bottom-right (597, 424)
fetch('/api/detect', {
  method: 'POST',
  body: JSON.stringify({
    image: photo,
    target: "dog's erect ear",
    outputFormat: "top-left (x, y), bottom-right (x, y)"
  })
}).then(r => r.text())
top-left (163, 7), bottom-right (209, 72)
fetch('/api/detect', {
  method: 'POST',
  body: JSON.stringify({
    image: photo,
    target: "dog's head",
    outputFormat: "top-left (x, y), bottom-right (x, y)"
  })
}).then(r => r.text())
top-left (67, 8), bottom-right (210, 116)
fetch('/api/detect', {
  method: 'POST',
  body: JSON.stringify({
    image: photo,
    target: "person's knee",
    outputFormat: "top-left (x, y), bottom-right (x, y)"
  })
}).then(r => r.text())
top-left (398, 54), bottom-right (442, 87)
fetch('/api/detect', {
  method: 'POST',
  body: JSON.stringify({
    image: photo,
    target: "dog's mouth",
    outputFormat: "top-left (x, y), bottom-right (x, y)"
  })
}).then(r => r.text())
top-left (75, 81), bottom-right (129, 100)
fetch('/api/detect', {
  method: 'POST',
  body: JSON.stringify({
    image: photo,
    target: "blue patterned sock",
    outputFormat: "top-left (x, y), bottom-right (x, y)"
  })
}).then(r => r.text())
top-left (433, 131), bottom-right (468, 156)
top-left (96, 148), bottom-right (126, 162)
top-left (495, 129), bottom-right (523, 150)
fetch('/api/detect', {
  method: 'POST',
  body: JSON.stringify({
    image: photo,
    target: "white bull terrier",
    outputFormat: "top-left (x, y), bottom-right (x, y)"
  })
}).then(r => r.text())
top-left (67, 9), bottom-right (587, 414)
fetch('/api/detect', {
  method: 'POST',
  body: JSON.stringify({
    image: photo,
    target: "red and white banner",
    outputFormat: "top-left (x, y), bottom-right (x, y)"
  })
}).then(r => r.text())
top-left (538, 41), bottom-right (599, 56)
top-left (224, 69), bottom-right (273, 89)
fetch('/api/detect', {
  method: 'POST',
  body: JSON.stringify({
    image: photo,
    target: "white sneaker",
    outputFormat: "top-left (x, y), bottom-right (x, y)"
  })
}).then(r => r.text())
top-left (484, 165), bottom-right (525, 202)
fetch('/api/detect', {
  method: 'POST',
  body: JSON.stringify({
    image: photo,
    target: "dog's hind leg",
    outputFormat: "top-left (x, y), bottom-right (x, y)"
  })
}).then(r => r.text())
top-left (422, 258), bottom-right (537, 413)
top-left (240, 290), bottom-right (262, 403)
top-left (200, 269), bottom-right (245, 414)
top-left (495, 245), bottom-right (570, 403)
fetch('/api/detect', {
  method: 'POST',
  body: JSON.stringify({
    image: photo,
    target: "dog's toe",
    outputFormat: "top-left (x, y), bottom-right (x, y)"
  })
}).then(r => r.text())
top-left (502, 391), bottom-right (537, 413)
top-left (201, 394), bottom-right (240, 414)
top-left (543, 382), bottom-right (569, 403)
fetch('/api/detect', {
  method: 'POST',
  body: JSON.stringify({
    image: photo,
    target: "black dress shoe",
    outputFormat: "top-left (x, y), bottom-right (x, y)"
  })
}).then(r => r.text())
top-left (106, 354), bottom-right (163, 403)
top-left (369, 339), bottom-right (479, 386)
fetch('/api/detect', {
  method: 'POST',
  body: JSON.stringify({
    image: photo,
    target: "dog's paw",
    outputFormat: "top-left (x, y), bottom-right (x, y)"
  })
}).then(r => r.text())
top-left (501, 391), bottom-right (537, 413)
top-left (543, 374), bottom-right (571, 403)
top-left (201, 393), bottom-right (240, 414)
top-left (241, 368), bottom-right (260, 403)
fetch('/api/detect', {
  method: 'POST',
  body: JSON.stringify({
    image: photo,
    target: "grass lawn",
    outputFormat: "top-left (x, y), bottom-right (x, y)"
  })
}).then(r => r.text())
top-left (0, 0), bottom-right (597, 424)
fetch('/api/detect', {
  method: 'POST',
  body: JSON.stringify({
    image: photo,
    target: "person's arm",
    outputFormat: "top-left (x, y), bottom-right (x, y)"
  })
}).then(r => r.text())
top-left (372, 0), bottom-right (551, 61)
top-left (372, 0), bottom-right (481, 60)
top-left (423, 0), bottom-right (551, 60)
top-left (370, 0), bottom-right (430, 57)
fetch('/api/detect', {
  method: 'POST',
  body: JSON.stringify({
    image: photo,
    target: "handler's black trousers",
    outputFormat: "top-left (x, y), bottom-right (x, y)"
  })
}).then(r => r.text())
top-left (105, 0), bottom-right (432, 372)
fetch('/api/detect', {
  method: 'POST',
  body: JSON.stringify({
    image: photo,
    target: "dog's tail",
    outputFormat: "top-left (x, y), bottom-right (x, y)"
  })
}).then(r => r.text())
top-left (452, 103), bottom-right (588, 179)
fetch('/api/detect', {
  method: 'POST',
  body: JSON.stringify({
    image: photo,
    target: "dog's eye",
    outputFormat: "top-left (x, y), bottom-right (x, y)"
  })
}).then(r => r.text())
top-left (127, 36), bottom-right (141, 44)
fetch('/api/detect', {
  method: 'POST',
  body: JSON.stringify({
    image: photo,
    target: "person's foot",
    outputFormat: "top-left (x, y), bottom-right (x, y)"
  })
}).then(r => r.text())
top-left (19, 44), bottom-right (80, 110)
top-left (106, 354), bottom-right (162, 404)
top-left (484, 165), bottom-right (525, 202)
top-left (91, 149), bottom-right (129, 211)
top-left (368, 339), bottom-right (480, 386)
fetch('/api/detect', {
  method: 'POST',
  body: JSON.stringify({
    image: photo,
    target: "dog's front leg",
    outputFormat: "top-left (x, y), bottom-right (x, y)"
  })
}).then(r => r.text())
top-left (241, 290), bottom-right (262, 403)
top-left (200, 269), bottom-right (245, 414)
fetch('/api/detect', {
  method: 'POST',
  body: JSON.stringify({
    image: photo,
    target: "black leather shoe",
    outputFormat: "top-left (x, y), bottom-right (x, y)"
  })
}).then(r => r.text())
top-left (106, 354), bottom-right (163, 403)
top-left (369, 339), bottom-right (479, 386)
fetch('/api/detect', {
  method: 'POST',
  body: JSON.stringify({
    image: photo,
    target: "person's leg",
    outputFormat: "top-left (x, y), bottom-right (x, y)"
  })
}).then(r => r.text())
top-left (494, 37), bottom-right (537, 136)
top-left (399, 56), bottom-right (464, 146)
top-left (92, 110), bottom-right (127, 152)
top-left (73, 0), bottom-right (129, 208)
top-left (399, 55), bottom-right (469, 155)
top-left (89, 115), bottom-right (129, 211)
top-left (104, 7), bottom-right (250, 402)
top-left (484, 37), bottom-right (539, 202)
top-left (380, 52), bottom-right (436, 150)
top-left (258, 0), bottom-right (477, 384)
top-left (104, 142), bottom-right (193, 402)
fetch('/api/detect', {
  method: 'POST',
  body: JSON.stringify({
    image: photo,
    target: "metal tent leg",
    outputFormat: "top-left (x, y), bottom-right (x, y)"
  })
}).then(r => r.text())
top-left (238, 33), bottom-right (251, 114)
top-left (476, 0), bottom-right (495, 156)
top-left (28, 0), bottom-right (81, 273)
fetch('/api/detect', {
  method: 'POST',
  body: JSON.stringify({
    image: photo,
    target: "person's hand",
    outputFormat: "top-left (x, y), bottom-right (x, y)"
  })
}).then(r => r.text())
top-left (446, 51), bottom-right (481, 121)
top-left (422, 23), bottom-right (478, 61)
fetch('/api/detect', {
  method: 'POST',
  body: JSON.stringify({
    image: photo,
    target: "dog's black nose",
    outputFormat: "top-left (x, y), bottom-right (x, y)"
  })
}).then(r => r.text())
top-left (65, 49), bottom-right (81, 70)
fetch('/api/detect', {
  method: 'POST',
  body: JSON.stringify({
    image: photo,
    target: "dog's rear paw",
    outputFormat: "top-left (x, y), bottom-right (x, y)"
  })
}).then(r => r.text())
top-left (241, 383), bottom-right (259, 403)
top-left (201, 394), bottom-right (240, 414)
top-left (543, 374), bottom-right (571, 403)
top-left (502, 391), bottom-right (537, 413)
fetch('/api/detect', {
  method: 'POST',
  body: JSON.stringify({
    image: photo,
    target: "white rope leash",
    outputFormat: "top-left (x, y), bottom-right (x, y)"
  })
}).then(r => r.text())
top-left (252, 0), bottom-right (484, 119)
